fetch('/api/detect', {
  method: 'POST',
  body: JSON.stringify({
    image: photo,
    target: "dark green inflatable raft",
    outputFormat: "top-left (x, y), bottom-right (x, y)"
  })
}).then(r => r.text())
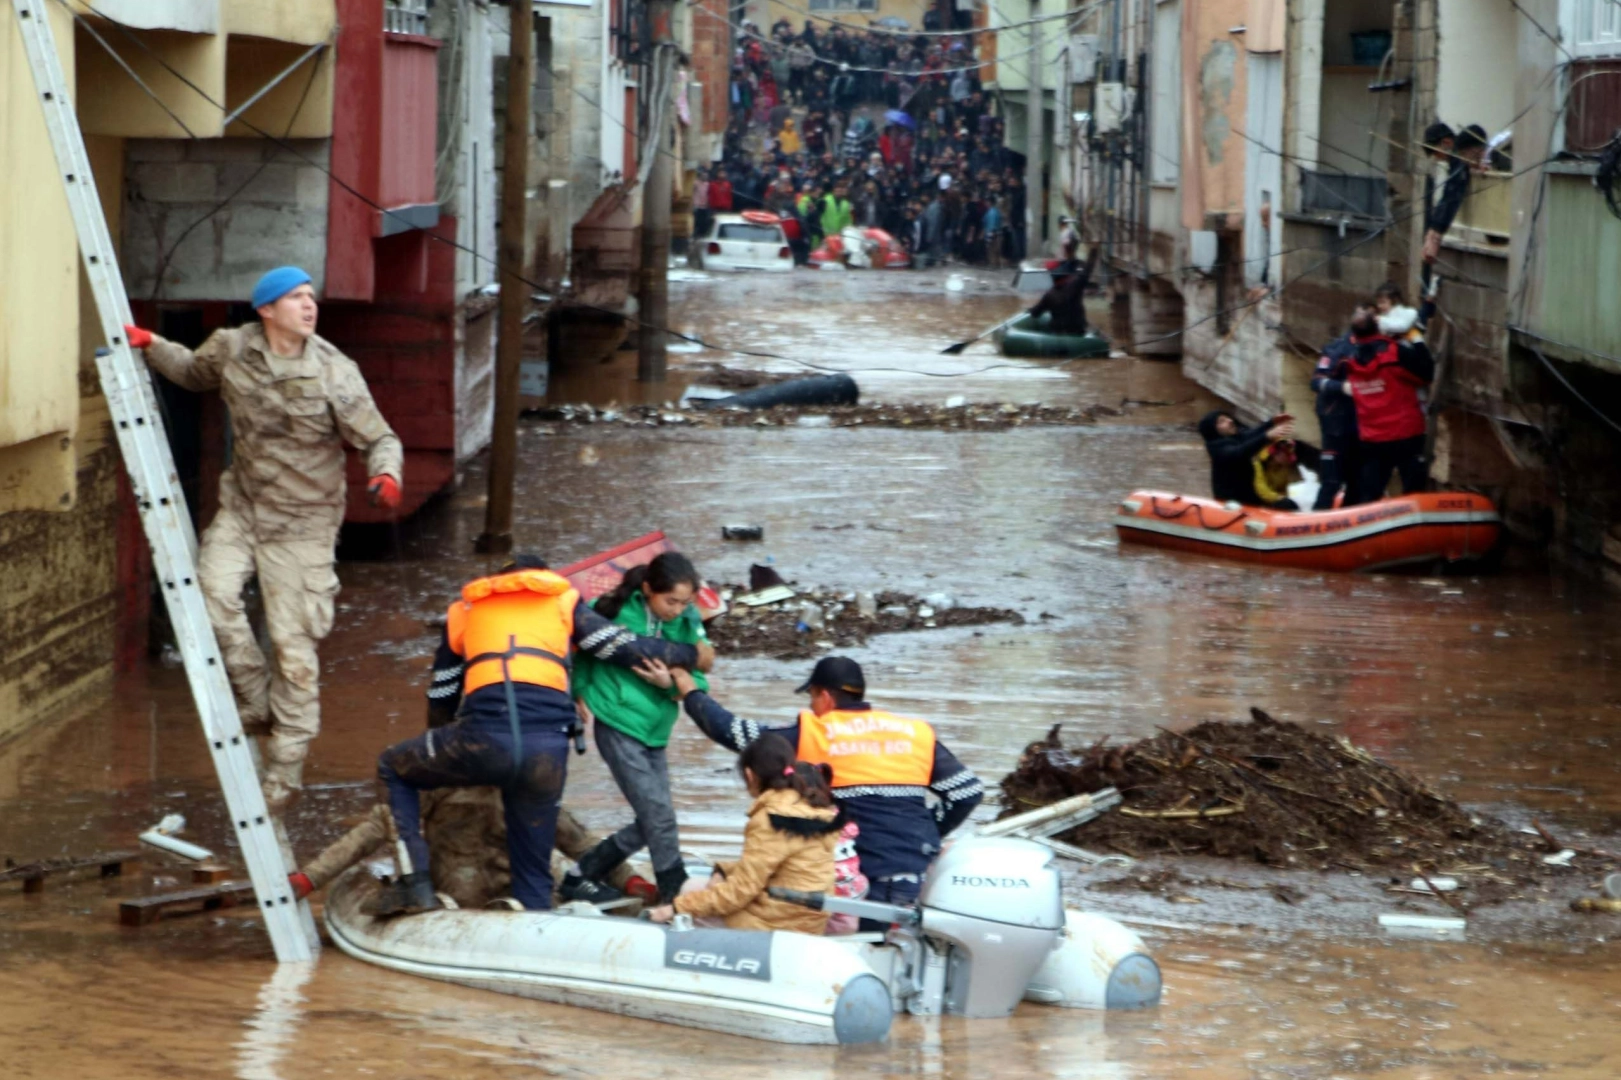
top-left (993, 313), bottom-right (1111, 359)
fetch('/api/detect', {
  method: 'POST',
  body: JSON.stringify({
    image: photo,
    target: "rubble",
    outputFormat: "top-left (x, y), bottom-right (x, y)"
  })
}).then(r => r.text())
top-left (705, 586), bottom-right (1023, 661)
top-left (526, 400), bottom-right (1120, 431)
top-left (999, 709), bottom-right (1621, 908)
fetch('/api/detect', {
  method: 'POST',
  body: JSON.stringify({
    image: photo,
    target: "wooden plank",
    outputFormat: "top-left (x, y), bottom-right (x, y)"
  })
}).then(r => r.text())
top-left (191, 864), bottom-right (234, 884)
top-left (0, 849), bottom-right (140, 891)
top-left (118, 881), bottom-right (254, 928)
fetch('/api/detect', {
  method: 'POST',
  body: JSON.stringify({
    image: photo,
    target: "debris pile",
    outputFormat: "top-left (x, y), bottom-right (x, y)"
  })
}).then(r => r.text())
top-left (526, 401), bottom-right (1119, 432)
top-left (707, 586), bottom-right (1023, 661)
top-left (1000, 709), bottom-right (1616, 904)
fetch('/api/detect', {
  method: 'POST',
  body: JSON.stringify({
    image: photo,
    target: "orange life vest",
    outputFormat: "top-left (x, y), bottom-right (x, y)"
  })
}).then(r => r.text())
top-left (796, 708), bottom-right (936, 788)
top-left (447, 569), bottom-right (579, 695)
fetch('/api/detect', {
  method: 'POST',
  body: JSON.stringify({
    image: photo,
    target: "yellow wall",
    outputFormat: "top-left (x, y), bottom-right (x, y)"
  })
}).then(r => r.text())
top-left (224, 35), bottom-right (335, 139)
top-left (224, 0), bottom-right (336, 46)
top-left (0, 3), bottom-right (80, 514)
top-left (74, 26), bottom-right (226, 137)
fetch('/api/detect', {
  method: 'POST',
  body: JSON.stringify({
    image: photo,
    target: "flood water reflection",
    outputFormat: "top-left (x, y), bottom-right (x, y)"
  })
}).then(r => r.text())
top-left (1, 269), bottom-right (1617, 1078)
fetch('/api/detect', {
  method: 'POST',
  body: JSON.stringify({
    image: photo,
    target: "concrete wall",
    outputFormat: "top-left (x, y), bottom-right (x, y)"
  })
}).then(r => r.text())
top-left (1179, 0), bottom-right (1249, 230)
top-left (1435, 0), bottom-right (1516, 133)
top-left (122, 138), bottom-right (332, 302)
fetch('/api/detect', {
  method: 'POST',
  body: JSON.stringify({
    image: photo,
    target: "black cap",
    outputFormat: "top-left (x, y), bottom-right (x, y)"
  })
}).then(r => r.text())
top-left (795, 656), bottom-right (866, 696)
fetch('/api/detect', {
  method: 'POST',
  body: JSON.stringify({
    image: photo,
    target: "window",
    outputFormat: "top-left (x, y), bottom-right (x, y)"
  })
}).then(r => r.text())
top-left (1149, 0), bottom-right (1180, 184)
top-left (807, 0), bottom-right (878, 11)
top-left (716, 222), bottom-right (784, 242)
top-left (1563, 0), bottom-right (1621, 58)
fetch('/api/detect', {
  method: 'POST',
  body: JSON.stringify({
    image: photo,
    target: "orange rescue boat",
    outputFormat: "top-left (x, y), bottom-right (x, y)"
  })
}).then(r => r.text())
top-left (1114, 490), bottom-right (1501, 572)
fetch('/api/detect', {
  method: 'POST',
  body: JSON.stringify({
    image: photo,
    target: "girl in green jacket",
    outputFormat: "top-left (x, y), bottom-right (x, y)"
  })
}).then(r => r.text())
top-left (562, 552), bottom-right (715, 904)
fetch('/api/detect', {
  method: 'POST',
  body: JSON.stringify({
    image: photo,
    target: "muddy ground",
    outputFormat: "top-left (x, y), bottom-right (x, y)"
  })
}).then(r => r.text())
top-left (1002, 711), bottom-right (1621, 912)
top-left (528, 398), bottom-right (1124, 430)
top-left (706, 584), bottom-right (1025, 661)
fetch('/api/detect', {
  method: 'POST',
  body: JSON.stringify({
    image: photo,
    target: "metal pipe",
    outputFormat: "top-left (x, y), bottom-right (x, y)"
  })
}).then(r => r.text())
top-left (222, 40), bottom-right (328, 129)
top-left (1026, 0), bottom-right (1043, 257)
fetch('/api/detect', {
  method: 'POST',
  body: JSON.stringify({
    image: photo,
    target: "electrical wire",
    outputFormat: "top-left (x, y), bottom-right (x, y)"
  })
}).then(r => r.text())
top-left (61, 0), bottom-right (1603, 382)
top-left (728, 0), bottom-right (1103, 40)
top-left (701, 4), bottom-right (1065, 76)
top-left (143, 42), bottom-right (329, 301)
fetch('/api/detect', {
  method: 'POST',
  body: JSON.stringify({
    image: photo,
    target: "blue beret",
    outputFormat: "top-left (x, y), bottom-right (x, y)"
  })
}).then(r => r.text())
top-left (251, 266), bottom-right (313, 310)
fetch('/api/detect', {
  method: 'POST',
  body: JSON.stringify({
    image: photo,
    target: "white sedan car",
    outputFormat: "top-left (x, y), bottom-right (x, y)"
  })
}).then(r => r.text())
top-left (690, 212), bottom-right (794, 272)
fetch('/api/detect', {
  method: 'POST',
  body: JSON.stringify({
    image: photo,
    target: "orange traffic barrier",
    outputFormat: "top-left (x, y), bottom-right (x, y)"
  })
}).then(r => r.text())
top-left (1113, 490), bottom-right (1501, 572)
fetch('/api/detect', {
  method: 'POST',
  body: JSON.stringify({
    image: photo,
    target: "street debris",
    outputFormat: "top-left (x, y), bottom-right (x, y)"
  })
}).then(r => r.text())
top-left (0, 850), bottom-right (138, 893)
top-left (721, 525), bottom-right (765, 541)
top-left (999, 709), bottom-right (1620, 908)
top-left (527, 400), bottom-right (1120, 431)
top-left (691, 373), bottom-right (859, 411)
top-left (139, 814), bottom-right (214, 862)
top-left (1378, 913), bottom-right (1468, 940)
top-left (705, 585), bottom-right (1023, 661)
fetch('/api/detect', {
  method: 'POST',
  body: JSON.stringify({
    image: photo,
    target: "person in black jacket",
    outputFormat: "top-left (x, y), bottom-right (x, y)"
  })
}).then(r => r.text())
top-left (1027, 244), bottom-right (1100, 335)
top-left (1199, 410), bottom-right (1298, 506)
top-left (1310, 308), bottom-right (1369, 509)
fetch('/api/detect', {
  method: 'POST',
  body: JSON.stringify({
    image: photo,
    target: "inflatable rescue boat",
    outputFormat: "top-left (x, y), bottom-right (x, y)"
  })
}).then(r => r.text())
top-left (1114, 490), bottom-right (1501, 572)
top-left (994, 312), bottom-right (1111, 359)
top-left (325, 837), bottom-right (1160, 1044)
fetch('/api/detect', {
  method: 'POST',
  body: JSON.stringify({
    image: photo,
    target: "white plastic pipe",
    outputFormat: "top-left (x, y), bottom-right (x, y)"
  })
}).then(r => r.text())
top-left (139, 829), bottom-right (214, 862)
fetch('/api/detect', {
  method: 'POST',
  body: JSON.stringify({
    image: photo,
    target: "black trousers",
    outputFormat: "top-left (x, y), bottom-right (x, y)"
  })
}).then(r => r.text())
top-left (1357, 435), bottom-right (1428, 503)
top-left (1313, 431), bottom-right (1362, 510)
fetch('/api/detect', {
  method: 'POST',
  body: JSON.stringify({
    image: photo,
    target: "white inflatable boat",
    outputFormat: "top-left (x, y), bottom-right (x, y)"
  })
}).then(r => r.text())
top-left (325, 837), bottom-right (1160, 1045)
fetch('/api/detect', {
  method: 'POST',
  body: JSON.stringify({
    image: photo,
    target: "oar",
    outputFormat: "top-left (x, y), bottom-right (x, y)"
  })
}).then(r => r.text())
top-left (941, 310), bottom-right (1024, 355)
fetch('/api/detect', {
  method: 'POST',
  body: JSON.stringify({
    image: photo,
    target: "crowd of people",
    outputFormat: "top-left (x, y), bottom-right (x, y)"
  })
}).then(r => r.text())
top-left (693, 18), bottom-right (1031, 267)
top-left (1201, 282), bottom-right (1436, 512)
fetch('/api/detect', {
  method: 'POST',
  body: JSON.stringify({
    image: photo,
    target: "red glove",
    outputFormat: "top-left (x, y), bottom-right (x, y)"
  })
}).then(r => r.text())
top-left (124, 324), bottom-right (153, 349)
top-left (367, 475), bottom-right (401, 509)
top-left (288, 871), bottom-right (314, 900)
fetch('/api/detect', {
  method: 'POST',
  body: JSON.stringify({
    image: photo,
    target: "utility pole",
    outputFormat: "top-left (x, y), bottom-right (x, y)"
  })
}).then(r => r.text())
top-left (638, 0), bottom-right (677, 384)
top-left (478, 0), bottom-right (534, 555)
top-left (1025, 0), bottom-right (1043, 261)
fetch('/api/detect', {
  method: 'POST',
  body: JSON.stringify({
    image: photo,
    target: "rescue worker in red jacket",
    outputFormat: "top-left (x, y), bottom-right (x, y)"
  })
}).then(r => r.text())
top-left (1344, 310), bottom-right (1435, 503)
top-left (373, 555), bottom-right (702, 916)
top-left (645, 656), bottom-right (984, 930)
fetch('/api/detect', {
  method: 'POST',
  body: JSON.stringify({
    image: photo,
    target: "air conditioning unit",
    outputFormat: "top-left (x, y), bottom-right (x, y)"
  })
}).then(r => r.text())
top-left (1094, 82), bottom-right (1125, 133)
top-left (1068, 35), bottom-right (1098, 83)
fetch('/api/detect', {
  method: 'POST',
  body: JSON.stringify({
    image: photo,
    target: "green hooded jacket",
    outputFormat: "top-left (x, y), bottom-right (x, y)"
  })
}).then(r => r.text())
top-left (572, 589), bottom-right (710, 748)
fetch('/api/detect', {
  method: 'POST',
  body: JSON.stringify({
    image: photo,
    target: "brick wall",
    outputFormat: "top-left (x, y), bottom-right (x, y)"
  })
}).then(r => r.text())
top-left (690, 0), bottom-right (730, 138)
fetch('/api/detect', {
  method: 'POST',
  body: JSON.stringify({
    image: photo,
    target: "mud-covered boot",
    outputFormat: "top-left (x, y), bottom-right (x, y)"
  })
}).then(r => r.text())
top-left (654, 864), bottom-right (689, 905)
top-left (371, 871), bottom-right (441, 917)
top-left (559, 839), bottom-right (626, 904)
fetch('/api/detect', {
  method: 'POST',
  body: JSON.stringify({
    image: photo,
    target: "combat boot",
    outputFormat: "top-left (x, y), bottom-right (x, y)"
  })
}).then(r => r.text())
top-left (655, 863), bottom-right (689, 905)
top-left (371, 871), bottom-right (440, 917)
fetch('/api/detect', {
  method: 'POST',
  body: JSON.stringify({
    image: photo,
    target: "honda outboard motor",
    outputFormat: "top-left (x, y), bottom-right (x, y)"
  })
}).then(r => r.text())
top-left (771, 836), bottom-right (1162, 1019)
top-left (913, 837), bottom-right (1067, 1017)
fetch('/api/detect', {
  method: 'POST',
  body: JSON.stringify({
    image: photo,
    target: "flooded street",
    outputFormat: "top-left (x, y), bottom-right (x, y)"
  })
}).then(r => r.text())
top-left (3, 269), bottom-right (1620, 1077)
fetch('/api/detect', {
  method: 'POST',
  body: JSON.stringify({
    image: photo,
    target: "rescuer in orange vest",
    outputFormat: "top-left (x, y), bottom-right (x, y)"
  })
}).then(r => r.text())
top-left (647, 656), bottom-right (984, 929)
top-left (373, 555), bottom-right (704, 916)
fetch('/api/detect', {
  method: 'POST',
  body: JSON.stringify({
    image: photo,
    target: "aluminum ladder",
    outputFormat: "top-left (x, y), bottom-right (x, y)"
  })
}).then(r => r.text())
top-left (10, 1), bottom-right (318, 962)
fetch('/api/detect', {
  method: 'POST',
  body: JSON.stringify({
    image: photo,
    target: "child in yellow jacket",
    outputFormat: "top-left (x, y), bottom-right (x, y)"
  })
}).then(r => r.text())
top-left (648, 733), bottom-right (838, 934)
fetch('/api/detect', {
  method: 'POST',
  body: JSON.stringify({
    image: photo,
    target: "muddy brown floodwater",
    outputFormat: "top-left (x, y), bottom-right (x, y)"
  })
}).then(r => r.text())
top-left (2, 268), bottom-right (1620, 1078)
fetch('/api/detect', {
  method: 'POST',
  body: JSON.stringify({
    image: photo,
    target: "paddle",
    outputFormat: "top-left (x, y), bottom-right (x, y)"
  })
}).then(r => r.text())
top-left (941, 310), bottom-right (1024, 355)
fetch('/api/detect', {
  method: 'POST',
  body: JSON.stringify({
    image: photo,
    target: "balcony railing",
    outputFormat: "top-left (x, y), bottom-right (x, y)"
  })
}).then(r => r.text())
top-left (1298, 168), bottom-right (1388, 220)
top-left (384, 0), bottom-right (429, 36)
top-left (1449, 169), bottom-right (1512, 244)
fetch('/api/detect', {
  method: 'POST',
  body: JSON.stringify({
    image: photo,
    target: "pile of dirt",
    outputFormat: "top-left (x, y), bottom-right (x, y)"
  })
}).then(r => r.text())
top-left (706, 587), bottom-right (1024, 661)
top-left (525, 401), bottom-right (1119, 432)
top-left (1000, 709), bottom-right (1617, 904)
